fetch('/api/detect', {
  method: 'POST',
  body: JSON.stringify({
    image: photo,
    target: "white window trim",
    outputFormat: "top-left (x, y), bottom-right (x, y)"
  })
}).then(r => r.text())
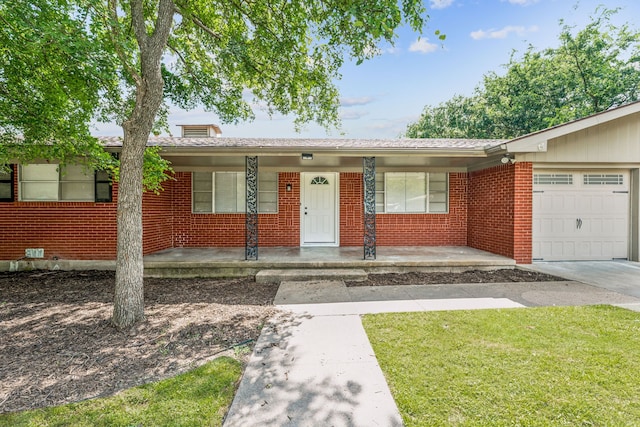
top-left (192, 172), bottom-right (279, 214)
top-left (18, 164), bottom-right (105, 202)
top-left (377, 172), bottom-right (449, 214)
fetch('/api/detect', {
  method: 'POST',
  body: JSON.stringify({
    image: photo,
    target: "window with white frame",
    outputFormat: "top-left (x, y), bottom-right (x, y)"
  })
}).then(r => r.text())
top-left (375, 172), bottom-right (448, 213)
top-left (19, 164), bottom-right (112, 202)
top-left (192, 171), bottom-right (278, 213)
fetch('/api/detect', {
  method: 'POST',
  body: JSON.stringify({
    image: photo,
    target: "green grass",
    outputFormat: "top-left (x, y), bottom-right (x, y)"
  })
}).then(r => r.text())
top-left (363, 306), bottom-right (640, 426)
top-left (0, 356), bottom-right (242, 427)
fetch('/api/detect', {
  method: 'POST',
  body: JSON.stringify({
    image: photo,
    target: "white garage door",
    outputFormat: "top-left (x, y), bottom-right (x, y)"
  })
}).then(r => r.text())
top-left (533, 170), bottom-right (629, 261)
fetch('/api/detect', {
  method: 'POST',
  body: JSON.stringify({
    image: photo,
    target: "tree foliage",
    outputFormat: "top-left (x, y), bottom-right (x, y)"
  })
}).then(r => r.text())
top-left (406, 7), bottom-right (640, 139)
top-left (1, 0), bottom-right (429, 328)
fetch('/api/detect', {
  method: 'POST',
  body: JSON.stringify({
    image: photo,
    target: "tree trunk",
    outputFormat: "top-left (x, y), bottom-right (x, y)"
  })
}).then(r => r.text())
top-left (112, 127), bottom-right (147, 328)
top-left (111, 0), bottom-right (175, 329)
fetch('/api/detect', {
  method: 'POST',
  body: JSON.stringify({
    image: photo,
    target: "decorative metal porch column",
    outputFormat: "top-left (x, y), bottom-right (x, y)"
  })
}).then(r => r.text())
top-left (363, 157), bottom-right (377, 260)
top-left (245, 156), bottom-right (258, 260)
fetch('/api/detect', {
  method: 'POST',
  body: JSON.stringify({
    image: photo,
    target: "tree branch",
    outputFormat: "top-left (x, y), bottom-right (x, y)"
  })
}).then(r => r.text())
top-left (105, 0), bottom-right (142, 86)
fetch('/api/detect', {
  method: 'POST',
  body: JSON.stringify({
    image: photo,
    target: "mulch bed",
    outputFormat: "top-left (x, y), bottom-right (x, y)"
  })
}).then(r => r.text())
top-left (0, 270), bottom-right (279, 414)
top-left (345, 268), bottom-right (565, 286)
top-left (1, 267), bottom-right (564, 414)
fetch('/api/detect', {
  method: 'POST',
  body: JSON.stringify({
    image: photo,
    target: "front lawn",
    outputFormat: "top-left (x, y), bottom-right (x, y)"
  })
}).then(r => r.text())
top-left (363, 305), bottom-right (640, 426)
top-left (0, 357), bottom-right (241, 427)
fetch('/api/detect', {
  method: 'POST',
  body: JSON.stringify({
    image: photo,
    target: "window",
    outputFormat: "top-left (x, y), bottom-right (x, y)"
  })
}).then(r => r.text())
top-left (0, 165), bottom-right (14, 202)
top-left (583, 174), bottom-right (624, 185)
top-left (19, 164), bottom-right (112, 202)
top-left (0, 165), bottom-right (13, 202)
top-left (533, 174), bottom-right (573, 185)
top-left (376, 172), bottom-right (448, 213)
top-left (192, 172), bottom-right (278, 213)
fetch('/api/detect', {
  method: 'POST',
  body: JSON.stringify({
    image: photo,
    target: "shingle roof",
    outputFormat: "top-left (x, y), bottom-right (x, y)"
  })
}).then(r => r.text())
top-left (99, 136), bottom-right (506, 151)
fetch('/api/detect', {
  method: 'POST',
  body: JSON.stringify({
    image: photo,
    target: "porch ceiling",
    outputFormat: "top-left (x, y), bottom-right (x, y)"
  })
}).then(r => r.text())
top-left (165, 153), bottom-right (494, 172)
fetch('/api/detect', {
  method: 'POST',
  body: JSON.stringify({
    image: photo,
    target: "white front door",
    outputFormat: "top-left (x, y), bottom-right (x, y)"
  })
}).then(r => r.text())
top-left (301, 173), bottom-right (338, 246)
top-left (533, 170), bottom-right (629, 261)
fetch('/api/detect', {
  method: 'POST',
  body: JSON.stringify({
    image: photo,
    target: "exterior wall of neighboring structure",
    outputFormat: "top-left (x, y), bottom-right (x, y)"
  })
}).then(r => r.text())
top-left (467, 162), bottom-right (532, 263)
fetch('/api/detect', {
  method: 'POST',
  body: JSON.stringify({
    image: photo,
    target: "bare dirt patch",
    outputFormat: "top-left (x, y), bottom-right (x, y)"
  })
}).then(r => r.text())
top-left (345, 269), bottom-right (565, 287)
top-left (0, 270), bottom-right (279, 414)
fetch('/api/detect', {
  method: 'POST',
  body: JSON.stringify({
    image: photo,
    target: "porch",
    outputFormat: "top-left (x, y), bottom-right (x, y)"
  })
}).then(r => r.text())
top-left (143, 246), bottom-right (516, 278)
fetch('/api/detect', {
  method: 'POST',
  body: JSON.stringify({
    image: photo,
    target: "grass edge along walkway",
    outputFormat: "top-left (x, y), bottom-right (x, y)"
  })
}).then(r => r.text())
top-left (0, 356), bottom-right (242, 427)
top-left (363, 305), bottom-right (640, 426)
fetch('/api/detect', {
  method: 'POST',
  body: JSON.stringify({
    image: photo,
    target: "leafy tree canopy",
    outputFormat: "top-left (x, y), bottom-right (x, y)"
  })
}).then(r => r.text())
top-left (405, 7), bottom-right (640, 139)
top-left (0, 0), bottom-right (431, 328)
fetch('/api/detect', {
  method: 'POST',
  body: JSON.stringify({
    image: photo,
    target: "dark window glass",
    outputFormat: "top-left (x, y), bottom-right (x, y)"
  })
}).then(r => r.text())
top-left (0, 165), bottom-right (14, 202)
top-left (95, 170), bottom-right (112, 202)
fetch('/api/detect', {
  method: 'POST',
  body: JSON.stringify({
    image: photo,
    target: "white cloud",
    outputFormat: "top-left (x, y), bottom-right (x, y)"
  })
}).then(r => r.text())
top-left (470, 25), bottom-right (539, 40)
top-left (409, 38), bottom-right (438, 54)
top-left (430, 0), bottom-right (454, 9)
top-left (340, 110), bottom-right (369, 120)
top-left (340, 97), bottom-right (375, 107)
top-left (503, 0), bottom-right (539, 5)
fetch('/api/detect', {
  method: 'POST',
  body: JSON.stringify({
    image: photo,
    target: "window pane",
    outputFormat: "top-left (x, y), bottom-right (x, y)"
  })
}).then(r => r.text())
top-left (21, 182), bottom-right (58, 200)
top-left (385, 173), bottom-right (406, 212)
top-left (258, 172), bottom-right (277, 213)
top-left (215, 172), bottom-right (244, 212)
top-left (194, 201), bottom-right (212, 213)
top-left (61, 182), bottom-right (94, 200)
top-left (429, 202), bottom-right (447, 213)
top-left (193, 172), bottom-right (213, 191)
top-left (61, 164), bottom-right (92, 181)
top-left (405, 172), bottom-right (426, 212)
top-left (59, 165), bottom-right (94, 200)
top-left (375, 173), bottom-right (385, 213)
top-left (0, 183), bottom-right (12, 199)
top-left (96, 170), bottom-right (111, 181)
top-left (236, 173), bottom-right (246, 212)
top-left (428, 173), bottom-right (448, 213)
top-left (21, 164), bottom-right (58, 181)
top-left (96, 182), bottom-right (111, 202)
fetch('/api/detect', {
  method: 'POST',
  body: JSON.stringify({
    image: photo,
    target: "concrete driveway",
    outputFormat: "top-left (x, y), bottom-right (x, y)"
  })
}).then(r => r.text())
top-left (523, 260), bottom-right (640, 298)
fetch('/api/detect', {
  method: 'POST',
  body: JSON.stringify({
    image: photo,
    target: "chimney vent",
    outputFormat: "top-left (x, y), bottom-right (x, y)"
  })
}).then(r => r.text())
top-left (178, 124), bottom-right (222, 138)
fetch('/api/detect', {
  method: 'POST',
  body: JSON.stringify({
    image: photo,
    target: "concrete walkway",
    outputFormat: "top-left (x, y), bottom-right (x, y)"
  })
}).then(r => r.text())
top-left (223, 287), bottom-right (522, 427)
top-left (223, 275), bottom-right (640, 426)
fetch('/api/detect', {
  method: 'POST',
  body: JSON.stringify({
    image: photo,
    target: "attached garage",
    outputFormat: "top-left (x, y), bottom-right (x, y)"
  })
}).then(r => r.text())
top-left (532, 170), bottom-right (629, 261)
top-left (504, 101), bottom-right (640, 263)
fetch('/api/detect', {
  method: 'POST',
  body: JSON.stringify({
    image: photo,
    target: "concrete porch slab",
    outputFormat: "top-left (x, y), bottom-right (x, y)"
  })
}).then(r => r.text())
top-left (256, 269), bottom-right (368, 284)
top-left (142, 246), bottom-right (516, 278)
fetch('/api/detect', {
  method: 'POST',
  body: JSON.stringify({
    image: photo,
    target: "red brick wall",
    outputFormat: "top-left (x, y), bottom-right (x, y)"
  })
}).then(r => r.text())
top-left (0, 166), bottom-right (118, 260)
top-left (172, 172), bottom-right (300, 247)
top-left (467, 163), bottom-right (532, 263)
top-left (339, 172), bottom-right (468, 246)
top-left (339, 173), bottom-right (363, 245)
top-left (142, 179), bottom-right (174, 254)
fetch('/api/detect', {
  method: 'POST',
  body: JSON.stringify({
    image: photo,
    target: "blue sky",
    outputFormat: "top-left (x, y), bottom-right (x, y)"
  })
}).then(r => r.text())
top-left (93, 0), bottom-right (640, 139)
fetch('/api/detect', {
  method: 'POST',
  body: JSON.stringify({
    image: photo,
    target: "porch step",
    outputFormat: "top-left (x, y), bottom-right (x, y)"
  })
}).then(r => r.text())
top-left (256, 269), bottom-right (368, 283)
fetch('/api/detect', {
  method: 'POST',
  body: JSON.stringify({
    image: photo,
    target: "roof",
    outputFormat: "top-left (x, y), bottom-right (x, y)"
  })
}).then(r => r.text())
top-left (506, 100), bottom-right (640, 153)
top-left (99, 136), bottom-right (506, 151)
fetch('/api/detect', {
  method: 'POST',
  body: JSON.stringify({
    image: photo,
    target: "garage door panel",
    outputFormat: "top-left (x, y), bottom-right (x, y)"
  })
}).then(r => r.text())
top-left (533, 170), bottom-right (629, 261)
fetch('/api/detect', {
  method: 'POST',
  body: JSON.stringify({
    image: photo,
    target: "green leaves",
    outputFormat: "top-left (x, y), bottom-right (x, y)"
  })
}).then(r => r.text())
top-left (406, 7), bottom-right (640, 139)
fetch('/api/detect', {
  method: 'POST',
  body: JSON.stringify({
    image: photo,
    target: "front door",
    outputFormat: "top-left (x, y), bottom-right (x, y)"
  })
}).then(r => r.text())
top-left (301, 173), bottom-right (338, 246)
